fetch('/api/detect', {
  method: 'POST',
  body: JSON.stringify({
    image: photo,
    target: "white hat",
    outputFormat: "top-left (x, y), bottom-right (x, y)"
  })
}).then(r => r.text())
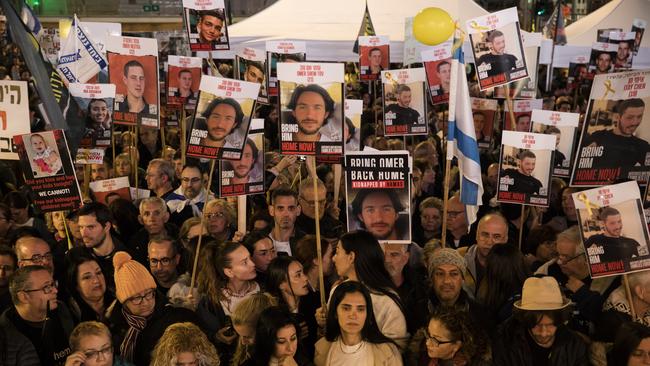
top-left (514, 276), bottom-right (571, 311)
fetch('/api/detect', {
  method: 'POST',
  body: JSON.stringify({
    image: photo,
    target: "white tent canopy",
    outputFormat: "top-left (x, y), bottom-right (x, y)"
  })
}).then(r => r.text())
top-left (565, 0), bottom-right (650, 48)
top-left (225, 0), bottom-right (489, 61)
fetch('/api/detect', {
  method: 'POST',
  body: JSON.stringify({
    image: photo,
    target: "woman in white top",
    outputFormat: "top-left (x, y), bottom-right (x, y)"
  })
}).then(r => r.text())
top-left (314, 281), bottom-right (402, 366)
top-left (317, 230), bottom-right (409, 348)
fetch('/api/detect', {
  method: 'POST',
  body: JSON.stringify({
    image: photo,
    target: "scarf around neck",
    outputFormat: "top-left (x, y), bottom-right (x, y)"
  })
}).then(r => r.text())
top-left (120, 307), bottom-right (147, 362)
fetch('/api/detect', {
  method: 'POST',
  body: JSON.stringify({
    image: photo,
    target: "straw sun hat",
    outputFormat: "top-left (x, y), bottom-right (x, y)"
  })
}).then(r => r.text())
top-left (514, 276), bottom-right (571, 311)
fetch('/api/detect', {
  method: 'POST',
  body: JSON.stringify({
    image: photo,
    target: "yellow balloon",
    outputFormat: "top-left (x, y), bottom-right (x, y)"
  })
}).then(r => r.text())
top-left (413, 7), bottom-right (455, 46)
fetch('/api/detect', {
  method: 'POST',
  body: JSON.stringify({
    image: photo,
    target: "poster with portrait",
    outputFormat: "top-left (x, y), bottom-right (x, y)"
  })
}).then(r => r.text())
top-left (106, 36), bottom-right (160, 128)
top-left (471, 98), bottom-right (498, 149)
top-left (69, 83), bottom-right (115, 148)
top-left (236, 47), bottom-right (268, 104)
top-left (277, 62), bottom-right (345, 158)
top-left (567, 55), bottom-right (592, 95)
top-left (167, 55), bottom-right (202, 109)
top-left (219, 118), bottom-right (264, 197)
top-left (0, 80), bottom-right (30, 160)
top-left (422, 41), bottom-right (452, 105)
top-left (597, 28), bottom-right (622, 43)
top-left (632, 19), bottom-right (646, 56)
top-left (588, 42), bottom-right (617, 75)
top-left (503, 99), bottom-right (543, 132)
top-left (492, 31), bottom-right (541, 99)
top-left (89, 176), bottom-right (131, 205)
top-left (609, 31), bottom-right (636, 71)
top-left (466, 7), bottom-right (528, 90)
top-left (182, 0), bottom-right (229, 51)
top-left (381, 68), bottom-right (428, 136)
top-left (14, 130), bottom-right (82, 212)
top-left (531, 109), bottom-right (580, 178)
top-left (570, 70), bottom-right (650, 186)
top-left (345, 151), bottom-right (411, 244)
top-left (573, 181), bottom-right (650, 278)
top-left (359, 36), bottom-right (390, 81)
top-left (344, 99), bottom-right (362, 152)
top-left (186, 75), bottom-right (260, 160)
top-left (266, 41), bottom-right (307, 97)
top-left (643, 184), bottom-right (650, 225)
top-left (497, 131), bottom-right (555, 206)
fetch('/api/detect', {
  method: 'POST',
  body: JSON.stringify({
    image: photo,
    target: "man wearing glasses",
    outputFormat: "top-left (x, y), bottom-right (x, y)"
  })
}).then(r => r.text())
top-left (2, 265), bottom-right (75, 365)
top-left (294, 177), bottom-right (343, 238)
top-left (459, 212), bottom-right (509, 296)
top-left (15, 235), bottom-right (70, 302)
top-left (147, 237), bottom-right (180, 296)
top-left (444, 194), bottom-right (472, 249)
top-left (109, 251), bottom-right (198, 365)
top-left (167, 163), bottom-right (215, 227)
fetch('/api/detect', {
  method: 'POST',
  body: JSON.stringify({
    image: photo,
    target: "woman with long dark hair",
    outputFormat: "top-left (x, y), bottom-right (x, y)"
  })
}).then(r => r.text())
top-left (266, 256), bottom-right (319, 358)
top-left (317, 230), bottom-right (408, 348)
top-left (65, 253), bottom-right (114, 322)
top-left (245, 306), bottom-right (312, 366)
top-left (608, 321), bottom-right (650, 365)
top-left (477, 244), bottom-right (529, 326)
top-left (315, 281), bottom-right (401, 365)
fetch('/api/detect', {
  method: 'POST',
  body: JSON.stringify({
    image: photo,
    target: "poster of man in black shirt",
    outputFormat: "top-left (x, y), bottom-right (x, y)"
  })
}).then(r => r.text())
top-left (381, 68), bottom-right (427, 136)
top-left (467, 7), bottom-right (528, 90)
top-left (530, 109), bottom-right (580, 178)
top-left (571, 70), bottom-right (650, 186)
top-left (497, 131), bottom-right (555, 206)
top-left (573, 181), bottom-right (650, 277)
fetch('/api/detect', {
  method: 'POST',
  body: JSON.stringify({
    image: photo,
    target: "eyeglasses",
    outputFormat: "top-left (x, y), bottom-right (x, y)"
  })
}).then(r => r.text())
top-left (23, 280), bottom-right (58, 294)
top-left (21, 252), bottom-right (53, 263)
top-left (83, 344), bottom-right (113, 360)
top-left (149, 257), bottom-right (174, 266)
top-left (424, 332), bottom-right (456, 347)
top-left (126, 289), bottom-right (156, 305)
top-left (557, 252), bottom-right (585, 265)
top-left (206, 212), bottom-right (225, 220)
top-left (181, 177), bottom-right (202, 184)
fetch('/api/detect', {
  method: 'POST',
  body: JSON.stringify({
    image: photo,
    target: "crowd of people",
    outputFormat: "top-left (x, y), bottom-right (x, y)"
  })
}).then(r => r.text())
top-left (1, 7), bottom-right (650, 366)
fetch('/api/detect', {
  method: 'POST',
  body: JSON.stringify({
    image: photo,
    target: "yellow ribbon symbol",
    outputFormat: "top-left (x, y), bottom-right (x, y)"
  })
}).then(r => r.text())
top-left (602, 79), bottom-right (616, 100)
top-left (469, 21), bottom-right (489, 31)
top-left (384, 72), bottom-right (398, 87)
top-left (577, 192), bottom-right (600, 218)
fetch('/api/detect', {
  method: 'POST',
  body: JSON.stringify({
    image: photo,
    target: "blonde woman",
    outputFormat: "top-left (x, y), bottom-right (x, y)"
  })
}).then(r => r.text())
top-left (151, 322), bottom-right (220, 366)
top-left (231, 293), bottom-right (277, 366)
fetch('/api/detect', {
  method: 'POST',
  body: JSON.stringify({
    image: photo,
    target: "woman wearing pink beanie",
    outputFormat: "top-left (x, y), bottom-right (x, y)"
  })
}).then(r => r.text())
top-left (106, 251), bottom-right (202, 366)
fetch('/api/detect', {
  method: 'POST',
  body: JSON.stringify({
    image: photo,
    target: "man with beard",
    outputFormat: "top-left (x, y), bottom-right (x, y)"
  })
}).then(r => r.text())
top-left (476, 30), bottom-right (519, 78)
top-left (147, 237), bottom-right (180, 295)
top-left (500, 150), bottom-right (544, 197)
top-left (385, 84), bottom-right (421, 126)
top-left (167, 163), bottom-right (214, 226)
top-left (200, 97), bottom-right (244, 149)
top-left (584, 207), bottom-right (641, 263)
top-left (67, 202), bottom-right (128, 293)
top-left (351, 189), bottom-right (406, 241)
top-left (116, 60), bottom-right (156, 116)
top-left (223, 138), bottom-right (259, 185)
top-left (128, 197), bottom-right (178, 264)
top-left (195, 9), bottom-right (225, 47)
top-left (268, 186), bottom-right (305, 255)
top-left (288, 84), bottom-right (336, 142)
top-left (584, 98), bottom-right (649, 174)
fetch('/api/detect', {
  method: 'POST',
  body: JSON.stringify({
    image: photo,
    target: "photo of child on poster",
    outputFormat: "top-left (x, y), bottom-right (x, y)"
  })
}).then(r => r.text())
top-left (106, 36), bottom-right (160, 128)
top-left (345, 151), bottom-right (411, 244)
top-left (182, 0), bottom-right (230, 51)
top-left (359, 36), bottom-right (390, 82)
top-left (14, 130), bottom-right (82, 213)
top-left (497, 131), bottom-right (555, 206)
top-left (266, 41), bottom-right (306, 97)
top-left (573, 181), bottom-right (650, 278)
top-left (531, 109), bottom-right (580, 178)
top-left (382, 68), bottom-right (428, 136)
top-left (571, 70), bottom-right (650, 186)
top-left (186, 75), bottom-right (259, 160)
top-left (467, 7), bottom-right (528, 90)
top-left (69, 83), bottom-right (115, 148)
top-left (220, 119), bottom-right (265, 197)
top-left (277, 62), bottom-right (344, 158)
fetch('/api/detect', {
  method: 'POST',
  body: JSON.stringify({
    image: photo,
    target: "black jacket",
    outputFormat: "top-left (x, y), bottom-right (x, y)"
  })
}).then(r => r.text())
top-left (0, 311), bottom-right (40, 366)
top-left (493, 318), bottom-right (590, 366)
